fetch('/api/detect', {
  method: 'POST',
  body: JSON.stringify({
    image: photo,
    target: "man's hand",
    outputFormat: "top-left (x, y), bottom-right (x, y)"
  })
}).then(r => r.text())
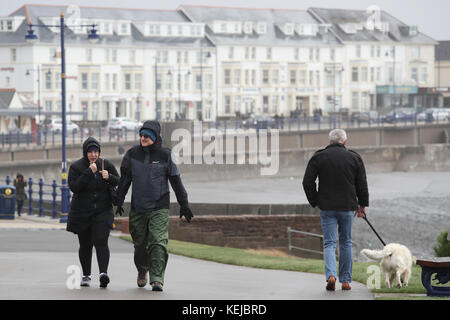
top-left (115, 206), bottom-right (124, 217)
top-left (180, 206), bottom-right (193, 223)
top-left (354, 206), bottom-right (366, 218)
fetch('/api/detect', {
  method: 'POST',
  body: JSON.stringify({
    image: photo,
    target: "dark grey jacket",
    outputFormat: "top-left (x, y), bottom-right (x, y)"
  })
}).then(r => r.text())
top-left (116, 120), bottom-right (188, 213)
top-left (302, 143), bottom-right (369, 211)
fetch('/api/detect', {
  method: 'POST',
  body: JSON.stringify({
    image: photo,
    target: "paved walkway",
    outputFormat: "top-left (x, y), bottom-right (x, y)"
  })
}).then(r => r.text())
top-left (0, 215), bottom-right (374, 300)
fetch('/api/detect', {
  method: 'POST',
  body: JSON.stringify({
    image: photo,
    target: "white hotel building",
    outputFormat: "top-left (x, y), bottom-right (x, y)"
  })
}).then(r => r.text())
top-left (0, 4), bottom-right (437, 123)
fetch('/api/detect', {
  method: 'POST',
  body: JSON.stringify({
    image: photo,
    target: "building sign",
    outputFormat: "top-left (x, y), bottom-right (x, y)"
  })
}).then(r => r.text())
top-left (376, 85), bottom-right (418, 95)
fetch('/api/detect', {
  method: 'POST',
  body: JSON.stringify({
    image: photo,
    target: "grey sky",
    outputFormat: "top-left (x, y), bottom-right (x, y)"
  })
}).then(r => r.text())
top-left (2, 0), bottom-right (449, 40)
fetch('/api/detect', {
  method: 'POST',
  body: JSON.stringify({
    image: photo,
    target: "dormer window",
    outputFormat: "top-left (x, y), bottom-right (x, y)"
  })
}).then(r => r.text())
top-left (256, 22), bottom-right (267, 34)
top-left (243, 22), bottom-right (253, 34)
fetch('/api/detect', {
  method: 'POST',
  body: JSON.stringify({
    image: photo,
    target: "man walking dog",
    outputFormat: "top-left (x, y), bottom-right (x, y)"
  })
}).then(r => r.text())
top-left (115, 120), bottom-right (193, 291)
top-left (302, 129), bottom-right (369, 291)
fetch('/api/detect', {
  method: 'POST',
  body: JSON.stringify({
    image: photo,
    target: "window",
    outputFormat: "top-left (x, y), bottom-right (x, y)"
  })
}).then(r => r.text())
top-left (263, 96), bottom-right (269, 113)
top-left (294, 48), bottom-right (300, 60)
top-left (290, 70), bottom-right (296, 85)
top-left (81, 73), bottom-right (88, 90)
top-left (234, 95), bottom-right (241, 114)
top-left (251, 70), bottom-right (256, 86)
top-left (315, 48), bottom-right (320, 61)
top-left (266, 47), bottom-right (272, 60)
top-left (92, 101), bottom-right (99, 120)
top-left (10, 48), bottom-right (16, 62)
top-left (262, 70), bottom-right (269, 85)
top-left (121, 23), bottom-right (128, 34)
top-left (376, 67), bottom-right (381, 81)
top-left (251, 47), bottom-right (256, 60)
top-left (412, 47), bottom-right (420, 59)
top-left (299, 70), bottom-right (306, 85)
top-left (167, 25), bottom-right (172, 36)
top-left (55, 73), bottom-right (61, 89)
top-left (309, 70), bottom-right (313, 86)
top-left (352, 67), bottom-right (359, 82)
top-left (361, 67), bottom-right (368, 82)
top-left (205, 74), bottom-right (212, 90)
top-left (352, 92), bottom-right (359, 110)
top-left (104, 73), bottom-right (110, 91)
top-left (315, 70), bottom-right (320, 87)
top-left (112, 49), bottom-right (117, 63)
top-left (125, 73), bottom-right (131, 90)
top-left (330, 48), bottom-right (335, 61)
top-left (91, 73), bottom-right (99, 90)
top-left (361, 93), bottom-right (368, 112)
top-left (224, 69), bottom-right (231, 85)
top-left (411, 68), bottom-right (418, 82)
top-left (195, 74), bottom-right (202, 90)
top-left (112, 74), bottom-right (117, 90)
top-left (45, 101), bottom-right (52, 112)
top-left (165, 101), bottom-right (172, 120)
top-left (165, 72), bottom-right (172, 90)
top-left (225, 95), bottom-right (231, 114)
top-left (309, 48), bottom-right (314, 61)
top-left (177, 51), bottom-right (182, 64)
top-left (105, 49), bottom-right (110, 62)
top-left (245, 70), bottom-right (249, 86)
top-left (370, 46), bottom-right (375, 58)
top-left (272, 95), bottom-right (278, 114)
top-left (184, 51), bottom-right (188, 64)
top-left (377, 46), bottom-right (381, 58)
top-left (156, 73), bottom-right (162, 90)
top-left (326, 71), bottom-right (333, 87)
top-left (228, 47), bottom-right (234, 59)
top-left (245, 47), bottom-right (250, 60)
top-left (134, 74), bottom-right (142, 90)
top-left (420, 67), bottom-right (427, 83)
top-left (370, 67), bottom-right (375, 82)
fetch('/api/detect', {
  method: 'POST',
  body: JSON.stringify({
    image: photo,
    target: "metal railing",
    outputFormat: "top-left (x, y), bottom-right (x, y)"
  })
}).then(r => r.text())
top-left (287, 227), bottom-right (358, 260)
top-left (1, 176), bottom-right (71, 219)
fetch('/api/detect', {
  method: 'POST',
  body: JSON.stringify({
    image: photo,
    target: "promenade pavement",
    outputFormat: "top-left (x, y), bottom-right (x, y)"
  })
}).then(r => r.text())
top-left (0, 214), bottom-right (374, 300)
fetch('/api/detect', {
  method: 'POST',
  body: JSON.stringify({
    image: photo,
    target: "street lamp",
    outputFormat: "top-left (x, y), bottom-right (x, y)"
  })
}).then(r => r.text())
top-left (25, 12), bottom-right (99, 223)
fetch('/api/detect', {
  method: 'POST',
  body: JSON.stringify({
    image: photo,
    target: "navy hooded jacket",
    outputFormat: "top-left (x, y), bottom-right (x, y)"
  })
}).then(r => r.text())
top-left (116, 120), bottom-right (188, 213)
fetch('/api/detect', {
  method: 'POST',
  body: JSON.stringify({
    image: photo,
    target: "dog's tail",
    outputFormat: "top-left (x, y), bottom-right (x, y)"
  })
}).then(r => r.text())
top-left (361, 249), bottom-right (392, 261)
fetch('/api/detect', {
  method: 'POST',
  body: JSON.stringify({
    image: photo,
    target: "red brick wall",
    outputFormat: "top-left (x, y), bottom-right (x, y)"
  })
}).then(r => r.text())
top-left (114, 214), bottom-right (322, 251)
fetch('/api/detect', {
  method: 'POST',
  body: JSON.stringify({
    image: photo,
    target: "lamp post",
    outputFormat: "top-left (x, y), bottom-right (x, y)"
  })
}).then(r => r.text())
top-left (25, 12), bottom-right (99, 223)
top-left (325, 64), bottom-right (344, 113)
top-left (154, 56), bottom-right (159, 120)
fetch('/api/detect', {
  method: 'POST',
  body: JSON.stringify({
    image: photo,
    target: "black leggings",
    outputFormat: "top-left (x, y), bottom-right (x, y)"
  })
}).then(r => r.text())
top-left (77, 221), bottom-right (111, 276)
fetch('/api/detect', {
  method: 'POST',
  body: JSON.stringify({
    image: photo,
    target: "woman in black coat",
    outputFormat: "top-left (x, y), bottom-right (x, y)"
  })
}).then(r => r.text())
top-left (67, 137), bottom-right (119, 288)
top-left (13, 174), bottom-right (27, 216)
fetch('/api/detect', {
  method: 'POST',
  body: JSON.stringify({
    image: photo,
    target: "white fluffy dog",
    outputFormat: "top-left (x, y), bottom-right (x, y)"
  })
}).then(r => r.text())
top-left (361, 243), bottom-right (414, 288)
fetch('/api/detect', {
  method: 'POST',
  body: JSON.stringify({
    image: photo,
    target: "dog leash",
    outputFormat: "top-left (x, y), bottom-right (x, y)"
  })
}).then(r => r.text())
top-left (363, 215), bottom-right (386, 246)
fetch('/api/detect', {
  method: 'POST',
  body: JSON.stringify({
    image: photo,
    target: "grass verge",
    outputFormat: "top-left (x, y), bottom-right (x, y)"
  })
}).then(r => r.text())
top-left (119, 236), bottom-right (450, 300)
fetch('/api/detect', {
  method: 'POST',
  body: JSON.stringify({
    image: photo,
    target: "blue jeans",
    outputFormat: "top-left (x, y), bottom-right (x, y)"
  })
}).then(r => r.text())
top-left (320, 210), bottom-right (354, 283)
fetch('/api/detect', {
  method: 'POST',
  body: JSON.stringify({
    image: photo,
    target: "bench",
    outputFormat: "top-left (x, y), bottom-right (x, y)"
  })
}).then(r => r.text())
top-left (416, 257), bottom-right (450, 297)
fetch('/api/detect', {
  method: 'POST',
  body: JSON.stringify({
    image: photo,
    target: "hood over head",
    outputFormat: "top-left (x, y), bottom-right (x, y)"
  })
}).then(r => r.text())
top-left (82, 137), bottom-right (101, 159)
top-left (139, 120), bottom-right (162, 145)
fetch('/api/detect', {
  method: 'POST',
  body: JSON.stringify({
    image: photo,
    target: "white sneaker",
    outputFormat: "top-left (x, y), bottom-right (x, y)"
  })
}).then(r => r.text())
top-left (80, 275), bottom-right (91, 287)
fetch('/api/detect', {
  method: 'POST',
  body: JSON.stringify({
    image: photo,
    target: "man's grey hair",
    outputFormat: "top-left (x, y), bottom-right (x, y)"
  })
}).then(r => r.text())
top-left (329, 129), bottom-right (347, 144)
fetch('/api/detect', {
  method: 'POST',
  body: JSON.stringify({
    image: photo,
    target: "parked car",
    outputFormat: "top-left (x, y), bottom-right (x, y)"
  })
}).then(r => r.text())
top-left (48, 118), bottom-right (79, 134)
top-left (351, 111), bottom-right (379, 124)
top-left (242, 115), bottom-right (276, 130)
top-left (107, 117), bottom-right (143, 134)
top-left (417, 108), bottom-right (450, 122)
top-left (381, 108), bottom-right (417, 123)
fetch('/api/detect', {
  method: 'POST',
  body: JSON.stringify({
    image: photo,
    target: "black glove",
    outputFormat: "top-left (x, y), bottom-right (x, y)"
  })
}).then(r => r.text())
top-left (115, 206), bottom-right (124, 217)
top-left (180, 206), bottom-right (193, 223)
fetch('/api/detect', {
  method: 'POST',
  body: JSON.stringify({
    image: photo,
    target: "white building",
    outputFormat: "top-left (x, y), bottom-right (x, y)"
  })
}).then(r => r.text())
top-left (0, 4), bottom-right (438, 123)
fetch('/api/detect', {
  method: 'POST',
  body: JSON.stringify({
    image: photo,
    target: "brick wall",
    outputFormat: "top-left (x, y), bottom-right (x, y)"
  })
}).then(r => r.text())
top-left (114, 214), bottom-right (322, 253)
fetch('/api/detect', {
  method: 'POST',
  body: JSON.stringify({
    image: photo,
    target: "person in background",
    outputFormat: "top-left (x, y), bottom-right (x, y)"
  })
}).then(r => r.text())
top-left (67, 137), bottom-right (120, 289)
top-left (115, 120), bottom-right (193, 292)
top-left (302, 129), bottom-right (369, 291)
top-left (14, 174), bottom-right (27, 217)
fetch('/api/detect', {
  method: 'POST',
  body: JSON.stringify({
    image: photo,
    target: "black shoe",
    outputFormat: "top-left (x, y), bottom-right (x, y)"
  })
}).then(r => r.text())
top-left (151, 282), bottom-right (163, 292)
top-left (99, 273), bottom-right (110, 288)
top-left (137, 272), bottom-right (148, 288)
top-left (80, 275), bottom-right (91, 287)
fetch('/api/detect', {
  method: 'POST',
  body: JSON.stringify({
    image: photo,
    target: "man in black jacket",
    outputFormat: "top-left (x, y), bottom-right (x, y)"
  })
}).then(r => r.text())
top-left (115, 120), bottom-right (193, 291)
top-left (302, 129), bottom-right (368, 291)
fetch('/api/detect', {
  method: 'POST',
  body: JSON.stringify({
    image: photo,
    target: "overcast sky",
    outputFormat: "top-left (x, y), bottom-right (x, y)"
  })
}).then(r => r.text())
top-left (2, 0), bottom-right (449, 40)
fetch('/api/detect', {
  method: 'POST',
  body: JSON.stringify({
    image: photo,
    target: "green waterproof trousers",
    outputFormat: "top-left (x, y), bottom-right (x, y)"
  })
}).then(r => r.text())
top-left (129, 208), bottom-right (169, 285)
